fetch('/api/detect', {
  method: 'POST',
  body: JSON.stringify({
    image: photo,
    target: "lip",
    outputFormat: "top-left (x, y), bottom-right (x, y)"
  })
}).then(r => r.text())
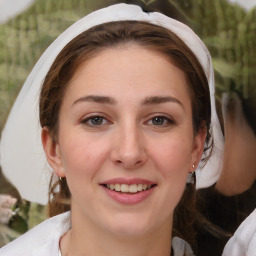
top-left (100, 177), bottom-right (157, 205)
top-left (101, 177), bottom-right (155, 185)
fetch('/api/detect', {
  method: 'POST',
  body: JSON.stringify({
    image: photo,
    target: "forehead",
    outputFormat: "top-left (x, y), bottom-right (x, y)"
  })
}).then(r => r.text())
top-left (65, 45), bottom-right (191, 107)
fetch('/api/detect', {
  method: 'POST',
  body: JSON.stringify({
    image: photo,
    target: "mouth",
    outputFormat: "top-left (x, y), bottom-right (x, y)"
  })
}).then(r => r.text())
top-left (100, 178), bottom-right (157, 204)
top-left (103, 183), bottom-right (157, 194)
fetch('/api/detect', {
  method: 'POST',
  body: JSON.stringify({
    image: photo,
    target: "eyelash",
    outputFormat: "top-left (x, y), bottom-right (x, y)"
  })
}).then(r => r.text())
top-left (146, 115), bottom-right (175, 127)
top-left (81, 115), bottom-right (110, 127)
top-left (81, 114), bottom-right (175, 128)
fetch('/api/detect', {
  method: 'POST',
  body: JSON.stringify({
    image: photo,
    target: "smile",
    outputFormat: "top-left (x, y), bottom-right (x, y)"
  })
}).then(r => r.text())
top-left (100, 178), bottom-right (157, 204)
top-left (105, 184), bottom-right (154, 193)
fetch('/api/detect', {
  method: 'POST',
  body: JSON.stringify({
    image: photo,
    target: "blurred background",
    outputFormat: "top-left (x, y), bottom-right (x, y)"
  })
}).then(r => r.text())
top-left (0, 0), bottom-right (255, 247)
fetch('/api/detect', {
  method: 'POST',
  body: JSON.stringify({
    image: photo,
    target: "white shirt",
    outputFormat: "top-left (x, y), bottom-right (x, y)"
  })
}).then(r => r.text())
top-left (0, 211), bottom-right (194, 256)
top-left (222, 208), bottom-right (256, 256)
top-left (0, 212), bottom-right (70, 256)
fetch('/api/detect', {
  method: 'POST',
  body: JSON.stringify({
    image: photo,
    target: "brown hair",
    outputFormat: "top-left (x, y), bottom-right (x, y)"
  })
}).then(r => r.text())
top-left (39, 20), bottom-right (212, 251)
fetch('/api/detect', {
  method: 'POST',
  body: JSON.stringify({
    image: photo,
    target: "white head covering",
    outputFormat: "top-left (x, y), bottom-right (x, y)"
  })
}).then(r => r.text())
top-left (0, 3), bottom-right (224, 205)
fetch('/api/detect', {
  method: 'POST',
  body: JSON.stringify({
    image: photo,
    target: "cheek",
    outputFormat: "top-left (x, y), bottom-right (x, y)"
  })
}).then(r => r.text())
top-left (148, 133), bottom-right (193, 209)
top-left (59, 133), bottom-right (109, 179)
top-left (59, 135), bottom-right (110, 204)
top-left (150, 134), bottom-right (193, 178)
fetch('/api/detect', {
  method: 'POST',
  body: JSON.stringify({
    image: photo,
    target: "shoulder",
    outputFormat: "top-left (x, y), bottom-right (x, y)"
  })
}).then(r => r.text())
top-left (222, 209), bottom-right (256, 256)
top-left (0, 211), bottom-right (70, 256)
top-left (172, 236), bottom-right (195, 256)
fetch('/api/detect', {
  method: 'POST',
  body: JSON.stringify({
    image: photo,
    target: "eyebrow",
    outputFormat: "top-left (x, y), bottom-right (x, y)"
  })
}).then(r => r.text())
top-left (72, 95), bottom-right (117, 106)
top-left (142, 96), bottom-right (183, 108)
top-left (72, 95), bottom-right (183, 108)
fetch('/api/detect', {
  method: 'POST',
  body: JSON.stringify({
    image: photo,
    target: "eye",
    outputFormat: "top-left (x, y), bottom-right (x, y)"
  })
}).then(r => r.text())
top-left (147, 116), bottom-right (174, 126)
top-left (81, 115), bottom-right (109, 127)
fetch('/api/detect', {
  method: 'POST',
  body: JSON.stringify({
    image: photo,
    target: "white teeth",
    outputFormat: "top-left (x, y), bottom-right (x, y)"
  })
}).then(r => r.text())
top-left (129, 184), bottom-right (138, 193)
top-left (120, 184), bottom-right (129, 193)
top-left (114, 184), bottom-right (121, 192)
top-left (106, 184), bottom-right (153, 193)
top-left (137, 184), bottom-right (143, 191)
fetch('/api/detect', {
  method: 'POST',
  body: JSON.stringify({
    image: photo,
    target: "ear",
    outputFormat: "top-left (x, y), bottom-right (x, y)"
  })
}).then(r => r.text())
top-left (41, 127), bottom-right (66, 177)
top-left (190, 125), bottom-right (207, 172)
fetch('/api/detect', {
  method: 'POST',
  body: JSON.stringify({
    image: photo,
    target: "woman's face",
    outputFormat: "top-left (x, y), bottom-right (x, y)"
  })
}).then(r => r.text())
top-left (43, 44), bottom-right (205, 237)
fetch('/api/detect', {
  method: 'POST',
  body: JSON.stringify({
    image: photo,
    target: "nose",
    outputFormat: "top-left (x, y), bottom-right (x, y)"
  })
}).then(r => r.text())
top-left (110, 124), bottom-right (147, 169)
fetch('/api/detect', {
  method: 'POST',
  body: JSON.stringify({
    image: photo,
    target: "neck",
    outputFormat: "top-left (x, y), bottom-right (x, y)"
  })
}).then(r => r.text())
top-left (61, 208), bottom-right (173, 256)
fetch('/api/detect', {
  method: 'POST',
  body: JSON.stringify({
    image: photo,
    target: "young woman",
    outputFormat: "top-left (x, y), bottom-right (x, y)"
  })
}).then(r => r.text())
top-left (0, 3), bottom-right (224, 256)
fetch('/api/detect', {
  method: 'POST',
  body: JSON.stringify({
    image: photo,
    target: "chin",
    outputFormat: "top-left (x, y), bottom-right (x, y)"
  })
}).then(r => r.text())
top-left (104, 213), bottom-right (157, 237)
top-left (111, 224), bottom-right (151, 238)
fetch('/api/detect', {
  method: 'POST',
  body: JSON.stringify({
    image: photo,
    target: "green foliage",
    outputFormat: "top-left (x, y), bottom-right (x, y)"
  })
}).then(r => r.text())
top-left (173, 0), bottom-right (256, 132)
top-left (0, 200), bottom-right (47, 247)
top-left (8, 214), bottom-right (28, 234)
top-left (1, 0), bottom-right (255, 131)
top-left (175, 0), bottom-right (256, 102)
top-left (0, 0), bottom-right (95, 132)
top-left (0, 0), bottom-right (99, 247)
top-left (0, 224), bottom-right (21, 247)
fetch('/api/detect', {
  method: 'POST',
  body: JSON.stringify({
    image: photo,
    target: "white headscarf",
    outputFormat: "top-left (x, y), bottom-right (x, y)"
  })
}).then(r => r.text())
top-left (0, 3), bottom-right (224, 205)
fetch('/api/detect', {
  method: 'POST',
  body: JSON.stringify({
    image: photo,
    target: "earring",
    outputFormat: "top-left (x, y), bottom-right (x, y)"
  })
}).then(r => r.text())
top-left (59, 177), bottom-right (63, 183)
top-left (187, 164), bottom-right (196, 184)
